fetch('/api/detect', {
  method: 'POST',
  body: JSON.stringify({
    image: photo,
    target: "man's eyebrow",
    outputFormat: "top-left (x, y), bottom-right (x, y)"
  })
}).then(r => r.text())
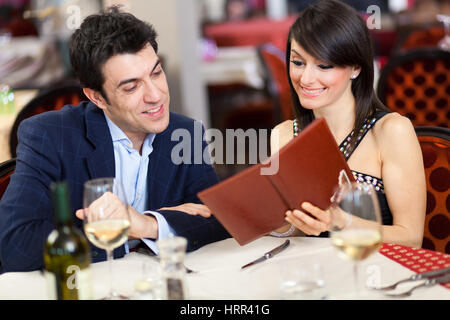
top-left (117, 59), bottom-right (162, 88)
top-left (117, 78), bottom-right (137, 88)
top-left (151, 59), bottom-right (161, 73)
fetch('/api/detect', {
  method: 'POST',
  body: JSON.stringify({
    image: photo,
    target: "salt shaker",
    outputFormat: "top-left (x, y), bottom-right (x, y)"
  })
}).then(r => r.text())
top-left (156, 236), bottom-right (188, 300)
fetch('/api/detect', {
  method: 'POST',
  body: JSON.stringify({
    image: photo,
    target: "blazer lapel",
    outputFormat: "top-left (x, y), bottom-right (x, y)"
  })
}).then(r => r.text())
top-left (84, 103), bottom-right (115, 179)
top-left (147, 128), bottom-right (176, 210)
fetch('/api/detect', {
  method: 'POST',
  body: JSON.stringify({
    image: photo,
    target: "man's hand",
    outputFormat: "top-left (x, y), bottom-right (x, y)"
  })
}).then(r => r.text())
top-left (75, 192), bottom-right (158, 239)
top-left (158, 203), bottom-right (212, 218)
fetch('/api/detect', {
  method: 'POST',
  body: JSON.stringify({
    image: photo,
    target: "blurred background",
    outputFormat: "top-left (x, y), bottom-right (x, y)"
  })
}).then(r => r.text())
top-left (0, 0), bottom-right (449, 179)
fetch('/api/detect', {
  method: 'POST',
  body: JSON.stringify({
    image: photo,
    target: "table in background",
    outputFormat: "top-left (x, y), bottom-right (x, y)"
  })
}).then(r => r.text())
top-left (201, 46), bottom-right (264, 89)
top-left (0, 89), bottom-right (37, 162)
top-left (0, 237), bottom-right (448, 300)
top-left (203, 16), bottom-right (297, 52)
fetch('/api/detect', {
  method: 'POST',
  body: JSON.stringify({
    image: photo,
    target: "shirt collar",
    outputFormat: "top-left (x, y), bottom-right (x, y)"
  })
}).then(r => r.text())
top-left (103, 111), bottom-right (155, 155)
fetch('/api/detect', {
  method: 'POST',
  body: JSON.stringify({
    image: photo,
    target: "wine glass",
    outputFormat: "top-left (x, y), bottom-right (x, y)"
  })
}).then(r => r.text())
top-left (329, 182), bottom-right (382, 297)
top-left (83, 177), bottom-right (131, 299)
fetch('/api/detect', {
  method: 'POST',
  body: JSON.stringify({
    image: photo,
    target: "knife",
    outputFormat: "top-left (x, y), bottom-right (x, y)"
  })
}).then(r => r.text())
top-left (241, 240), bottom-right (290, 269)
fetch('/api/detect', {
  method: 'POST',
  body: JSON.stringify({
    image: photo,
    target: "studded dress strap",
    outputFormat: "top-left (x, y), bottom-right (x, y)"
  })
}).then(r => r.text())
top-left (338, 111), bottom-right (388, 161)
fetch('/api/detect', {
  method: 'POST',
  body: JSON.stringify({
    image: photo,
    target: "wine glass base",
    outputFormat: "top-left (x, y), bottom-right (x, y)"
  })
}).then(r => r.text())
top-left (101, 294), bottom-right (129, 300)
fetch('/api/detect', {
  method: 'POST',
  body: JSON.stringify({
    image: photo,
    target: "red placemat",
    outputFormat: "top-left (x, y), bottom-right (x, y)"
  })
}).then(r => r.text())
top-left (380, 243), bottom-right (450, 289)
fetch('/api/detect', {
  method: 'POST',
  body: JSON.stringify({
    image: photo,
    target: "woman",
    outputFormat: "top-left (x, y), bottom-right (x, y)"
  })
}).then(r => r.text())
top-left (270, 0), bottom-right (426, 247)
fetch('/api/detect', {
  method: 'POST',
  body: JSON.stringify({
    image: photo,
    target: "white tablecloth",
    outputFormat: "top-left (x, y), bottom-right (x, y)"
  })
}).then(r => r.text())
top-left (0, 237), bottom-right (449, 300)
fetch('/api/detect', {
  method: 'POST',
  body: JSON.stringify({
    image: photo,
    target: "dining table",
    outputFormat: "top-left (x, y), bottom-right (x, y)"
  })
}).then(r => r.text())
top-left (201, 46), bottom-right (265, 90)
top-left (0, 236), bottom-right (448, 300)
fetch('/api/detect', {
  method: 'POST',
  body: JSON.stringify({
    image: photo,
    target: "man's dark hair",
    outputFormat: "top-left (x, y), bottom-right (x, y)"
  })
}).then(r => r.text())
top-left (69, 6), bottom-right (158, 101)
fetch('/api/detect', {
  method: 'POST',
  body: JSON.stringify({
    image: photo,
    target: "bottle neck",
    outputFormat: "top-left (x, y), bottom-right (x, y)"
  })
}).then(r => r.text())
top-left (54, 216), bottom-right (73, 229)
top-left (50, 182), bottom-right (74, 229)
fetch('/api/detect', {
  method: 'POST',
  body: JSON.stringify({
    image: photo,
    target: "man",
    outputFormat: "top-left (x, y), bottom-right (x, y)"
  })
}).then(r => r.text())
top-left (0, 6), bottom-right (230, 273)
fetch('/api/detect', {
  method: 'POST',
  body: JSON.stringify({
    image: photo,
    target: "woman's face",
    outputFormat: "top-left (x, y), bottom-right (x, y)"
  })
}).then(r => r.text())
top-left (289, 39), bottom-right (360, 112)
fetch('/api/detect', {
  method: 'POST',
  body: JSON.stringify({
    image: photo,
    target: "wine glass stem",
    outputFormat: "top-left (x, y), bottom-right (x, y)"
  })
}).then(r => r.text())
top-left (106, 249), bottom-right (117, 298)
top-left (353, 262), bottom-right (359, 297)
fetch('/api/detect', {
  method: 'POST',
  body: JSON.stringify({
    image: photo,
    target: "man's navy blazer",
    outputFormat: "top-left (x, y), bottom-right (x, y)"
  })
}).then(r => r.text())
top-left (0, 101), bottom-right (230, 273)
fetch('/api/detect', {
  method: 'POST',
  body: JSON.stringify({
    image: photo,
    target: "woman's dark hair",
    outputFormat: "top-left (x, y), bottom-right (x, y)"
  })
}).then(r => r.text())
top-left (69, 6), bottom-right (158, 102)
top-left (286, 0), bottom-right (390, 145)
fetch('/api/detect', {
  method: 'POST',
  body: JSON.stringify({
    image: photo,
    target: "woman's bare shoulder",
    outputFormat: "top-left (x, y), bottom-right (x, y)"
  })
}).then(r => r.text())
top-left (373, 112), bottom-right (419, 154)
top-left (272, 120), bottom-right (294, 135)
top-left (373, 112), bottom-right (415, 140)
top-left (271, 120), bottom-right (294, 153)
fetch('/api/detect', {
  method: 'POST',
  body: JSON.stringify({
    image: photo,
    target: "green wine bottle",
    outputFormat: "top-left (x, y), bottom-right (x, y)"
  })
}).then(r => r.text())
top-left (43, 181), bottom-right (92, 300)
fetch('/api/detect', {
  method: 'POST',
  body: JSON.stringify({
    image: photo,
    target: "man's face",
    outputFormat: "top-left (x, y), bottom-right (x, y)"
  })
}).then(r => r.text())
top-left (97, 44), bottom-right (170, 144)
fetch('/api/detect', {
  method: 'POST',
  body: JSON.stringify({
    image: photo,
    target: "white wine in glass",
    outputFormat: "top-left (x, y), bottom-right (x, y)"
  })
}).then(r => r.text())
top-left (83, 177), bottom-right (130, 299)
top-left (329, 182), bottom-right (382, 297)
top-left (84, 219), bottom-right (130, 251)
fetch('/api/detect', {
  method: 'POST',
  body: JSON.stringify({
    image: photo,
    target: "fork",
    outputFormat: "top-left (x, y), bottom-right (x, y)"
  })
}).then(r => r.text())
top-left (150, 256), bottom-right (197, 274)
top-left (384, 273), bottom-right (450, 298)
top-left (369, 267), bottom-right (450, 291)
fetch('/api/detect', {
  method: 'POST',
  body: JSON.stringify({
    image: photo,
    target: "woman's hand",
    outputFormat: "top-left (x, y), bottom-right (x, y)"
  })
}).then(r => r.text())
top-left (285, 202), bottom-right (333, 236)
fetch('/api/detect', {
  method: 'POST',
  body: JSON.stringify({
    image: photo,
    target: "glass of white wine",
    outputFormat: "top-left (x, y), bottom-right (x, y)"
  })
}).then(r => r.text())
top-left (83, 177), bottom-right (131, 300)
top-left (329, 182), bottom-right (382, 297)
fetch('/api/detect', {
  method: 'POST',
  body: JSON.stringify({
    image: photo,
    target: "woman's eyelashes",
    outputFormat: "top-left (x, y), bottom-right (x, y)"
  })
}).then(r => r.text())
top-left (290, 59), bottom-right (334, 70)
top-left (318, 64), bottom-right (334, 70)
top-left (291, 59), bottom-right (304, 67)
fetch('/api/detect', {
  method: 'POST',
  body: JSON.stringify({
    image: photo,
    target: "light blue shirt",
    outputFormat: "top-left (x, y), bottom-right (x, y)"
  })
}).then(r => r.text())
top-left (104, 112), bottom-right (175, 254)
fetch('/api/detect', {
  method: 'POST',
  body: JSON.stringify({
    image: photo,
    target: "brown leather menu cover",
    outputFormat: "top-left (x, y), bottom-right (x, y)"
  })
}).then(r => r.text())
top-left (198, 118), bottom-right (354, 245)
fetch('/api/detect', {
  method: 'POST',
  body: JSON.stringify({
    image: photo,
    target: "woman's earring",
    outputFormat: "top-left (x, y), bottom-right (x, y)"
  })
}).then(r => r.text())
top-left (351, 74), bottom-right (357, 79)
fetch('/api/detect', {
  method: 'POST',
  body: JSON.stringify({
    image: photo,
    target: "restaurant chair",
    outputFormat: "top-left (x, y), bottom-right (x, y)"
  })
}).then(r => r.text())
top-left (257, 43), bottom-right (294, 122)
top-left (9, 81), bottom-right (87, 158)
top-left (415, 126), bottom-right (450, 254)
top-left (377, 48), bottom-right (450, 128)
top-left (393, 26), bottom-right (445, 53)
top-left (222, 43), bottom-right (293, 130)
top-left (218, 44), bottom-right (293, 179)
top-left (0, 158), bottom-right (16, 201)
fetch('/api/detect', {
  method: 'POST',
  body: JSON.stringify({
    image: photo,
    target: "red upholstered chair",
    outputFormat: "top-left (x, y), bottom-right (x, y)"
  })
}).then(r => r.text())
top-left (377, 48), bottom-right (450, 128)
top-left (0, 158), bottom-right (16, 201)
top-left (415, 126), bottom-right (450, 254)
top-left (258, 43), bottom-right (294, 122)
top-left (9, 81), bottom-right (87, 158)
top-left (397, 26), bottom-right (445, 52)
